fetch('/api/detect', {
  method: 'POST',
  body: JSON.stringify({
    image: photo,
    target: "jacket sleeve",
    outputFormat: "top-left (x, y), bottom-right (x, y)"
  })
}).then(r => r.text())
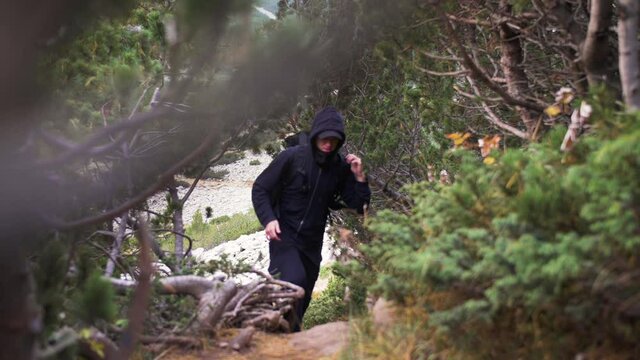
top-left (331, 164), bottom-right (371, 214)
top-left (251, 149), bottom-right (293, 227)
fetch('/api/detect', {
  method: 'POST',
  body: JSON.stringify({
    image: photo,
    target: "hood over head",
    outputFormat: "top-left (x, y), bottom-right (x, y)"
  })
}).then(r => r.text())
top-left (310, 106), bottom-right (345, 146)
top-left (309, 106), bottom-right (346, 166)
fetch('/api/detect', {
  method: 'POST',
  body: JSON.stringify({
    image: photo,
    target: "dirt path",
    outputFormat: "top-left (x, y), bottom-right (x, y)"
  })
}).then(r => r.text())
top-left (163, 322), bottom-right (349, 360)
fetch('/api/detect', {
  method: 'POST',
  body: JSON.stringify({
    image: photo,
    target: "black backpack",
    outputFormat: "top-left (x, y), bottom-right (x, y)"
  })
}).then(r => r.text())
top-left (270, 132), bottom-right (310, 216)
top-left (270, 131), bottom-right (347, 216)
top-left (283, 131), bottom-right (309, 149)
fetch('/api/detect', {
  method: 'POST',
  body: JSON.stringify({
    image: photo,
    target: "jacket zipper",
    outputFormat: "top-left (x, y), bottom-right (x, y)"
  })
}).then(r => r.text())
top-left (296, 168), bottom-right (322, 235)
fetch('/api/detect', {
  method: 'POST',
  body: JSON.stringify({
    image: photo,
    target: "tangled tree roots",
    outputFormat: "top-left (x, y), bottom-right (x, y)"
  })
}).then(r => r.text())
top-left (108, 269), bottom-right (304, 335)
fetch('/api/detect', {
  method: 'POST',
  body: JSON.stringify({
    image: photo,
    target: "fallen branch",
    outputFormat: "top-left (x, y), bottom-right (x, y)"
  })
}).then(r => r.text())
top-left (229, 326), bottom-right (256, 351)
top-left (139, 335), bottom-right (202, 348)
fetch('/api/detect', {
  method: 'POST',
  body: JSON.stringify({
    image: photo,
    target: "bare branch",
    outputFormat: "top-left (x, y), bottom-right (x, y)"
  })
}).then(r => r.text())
top-left (416, 65), bottom-right (469, 76)
top-left (466, 76), bottom-right (529, 139)
top-left (419, 50), bottom-right (462, 62)
top-left (109, 275), bottom-right (216, 298)
top-left (45, 127), bottom-right (219, 230)
top-left (437, 9), bottom-right (547, 113)
top-left (105, 212), bottom-right (129, 277)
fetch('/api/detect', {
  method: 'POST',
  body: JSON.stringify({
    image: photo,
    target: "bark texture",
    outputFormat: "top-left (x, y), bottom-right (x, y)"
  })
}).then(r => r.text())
top-left (581, 0), bottom-right (615, 87)
top-left (618, 0), bottom-right (640, 110)
top-left (104, 212), bottom-right (129, 277)
top-left (499, 0), bottom-right (538, 133)
top-left (168, 182), bottom-right (185, 269)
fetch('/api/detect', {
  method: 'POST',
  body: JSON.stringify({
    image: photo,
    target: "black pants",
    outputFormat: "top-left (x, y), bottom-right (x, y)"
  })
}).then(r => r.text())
top-left (268, 242), bottom-right (320, 332)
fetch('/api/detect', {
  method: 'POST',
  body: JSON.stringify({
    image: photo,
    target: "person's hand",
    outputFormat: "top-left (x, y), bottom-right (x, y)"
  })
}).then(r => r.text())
top-left (265, 220), bottom-right (281, 241)
top-left (345, 154), bottom-right (366, 182)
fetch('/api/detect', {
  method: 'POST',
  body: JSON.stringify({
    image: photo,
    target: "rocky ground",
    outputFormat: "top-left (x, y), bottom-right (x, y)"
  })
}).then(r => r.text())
top-left (148, 150), bottom-right (274, 224)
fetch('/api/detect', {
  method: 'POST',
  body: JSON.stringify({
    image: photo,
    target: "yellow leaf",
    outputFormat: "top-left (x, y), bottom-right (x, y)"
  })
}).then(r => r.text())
top-left (505, 172), bottom-right (519, 189)
top-left (89, 340), bottom-right (105, 358)
top-left (446, 132), bottom-right (471, 147)
top-left (79, 328), bottom-right (92, 339)
top-left (483, 156), bottom-right (496, 165)
top-left (544, 105), bottom-right (562, 117)
top-left (84, 76), bottom-right (96, 87)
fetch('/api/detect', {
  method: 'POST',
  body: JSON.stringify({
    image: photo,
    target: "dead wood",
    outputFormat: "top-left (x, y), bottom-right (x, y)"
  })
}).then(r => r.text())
top-left (195, 281), bottom-right (238, 332)
top-left (104, 212), bottom-right (129, 277)
top-left (110, 275), bottom-right (217, 297)
top-left (139, 335), bottom-right (202, 348)
top-left (107, 267), bottom-right (305, 339)
top-left (225, 279), bottom-right (262, 313)
top-left (229, 326), bottom-right (256, 351)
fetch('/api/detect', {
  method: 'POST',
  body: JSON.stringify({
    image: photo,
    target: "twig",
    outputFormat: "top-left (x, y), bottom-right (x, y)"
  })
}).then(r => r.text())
top-left (465, 76), bottom-right (529, 139)
top-left (151, 229), bottom-right (194, 258)
top-left (229, 283), bottom-right (268, 318)
top-left (415, 66), bottom-right (469, 76)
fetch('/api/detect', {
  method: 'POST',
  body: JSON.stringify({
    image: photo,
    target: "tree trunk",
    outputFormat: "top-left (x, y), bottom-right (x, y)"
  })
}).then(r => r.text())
top-left (581, 0), bottom-right (615, 88)
top-left (541, 0), bottom-right (589, 94)
top-left (168, 181), bottom-right (185, 270)
top-left (618, 0), bottom-right (640, 110)
top-left (104, 212), bottom-right (129, 277)
top-left (0, 257), bottom-right (40, 360)
top-left (499, 0), bottom-right (538, 134)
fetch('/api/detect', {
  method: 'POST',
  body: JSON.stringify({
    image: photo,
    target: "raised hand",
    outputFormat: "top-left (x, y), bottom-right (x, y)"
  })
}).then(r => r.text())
top-left (345, 154), bottom-right (366, 182)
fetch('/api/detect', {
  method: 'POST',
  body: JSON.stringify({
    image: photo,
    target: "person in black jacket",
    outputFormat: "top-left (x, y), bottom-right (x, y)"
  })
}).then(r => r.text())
top-left (251, 106), bottom-right (371, 331)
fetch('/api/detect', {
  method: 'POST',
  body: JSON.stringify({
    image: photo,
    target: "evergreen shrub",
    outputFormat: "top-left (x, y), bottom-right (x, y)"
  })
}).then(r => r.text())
top-left (363, 111), bottom-right (640, 357)
top-left (186, 210), bottom-right (262, 248)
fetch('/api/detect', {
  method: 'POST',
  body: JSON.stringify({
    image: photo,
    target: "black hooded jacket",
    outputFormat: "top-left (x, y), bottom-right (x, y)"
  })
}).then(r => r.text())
top-left (251, 107), bottom-right (371, 264)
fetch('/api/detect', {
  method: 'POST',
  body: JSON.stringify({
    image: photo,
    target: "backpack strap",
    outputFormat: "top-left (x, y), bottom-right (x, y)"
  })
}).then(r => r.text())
top-left (270, 145), bottom-right (309, 217)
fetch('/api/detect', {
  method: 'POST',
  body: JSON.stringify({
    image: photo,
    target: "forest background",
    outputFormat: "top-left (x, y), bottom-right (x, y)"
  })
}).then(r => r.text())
top-left (1, 0), bottom-right (639, 359)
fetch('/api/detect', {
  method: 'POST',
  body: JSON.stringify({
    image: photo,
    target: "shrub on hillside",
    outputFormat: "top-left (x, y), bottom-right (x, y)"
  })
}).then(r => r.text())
top-left (363, 112), bottom-right (640, 357)
top-left (202, 169), bottom-right (229, 180)
top-left (186, 210), bottom-right (262, 248)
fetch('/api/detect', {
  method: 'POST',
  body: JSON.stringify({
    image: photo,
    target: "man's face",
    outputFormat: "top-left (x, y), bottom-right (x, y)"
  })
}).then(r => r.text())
top-left (316, 137), bottom-right (339, 153)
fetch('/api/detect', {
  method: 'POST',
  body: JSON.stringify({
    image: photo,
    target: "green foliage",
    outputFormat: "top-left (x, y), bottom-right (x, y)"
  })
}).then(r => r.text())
top-left (202, 168), bottom-right (229, 180)
top-left (363, 108), bottom-right (640, 357)
top-left (303, 264), bottom-right (368, 329)
top-left (143, 290), bottom-right (199, 336)
top-left (77, 271), bottom-right (117, 325)
top-left (303, 274), bottom-right (348, 329)
top-left (194, 253), bottom-right (252, 277)
top-left (218, 151), bottom-right (246, 165)
top-left (186, 210), bottom-right (262, 248)
top-left (249, 159), bottom-right (261, 166)
top-left (40, 2), bottom-right (166, 133)
top-left (34, 240), bottom-right (69, 335)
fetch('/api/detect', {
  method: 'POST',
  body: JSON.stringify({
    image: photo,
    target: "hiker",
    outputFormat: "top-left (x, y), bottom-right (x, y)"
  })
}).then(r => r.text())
top-left (251, 106), bottom-right (371, 331)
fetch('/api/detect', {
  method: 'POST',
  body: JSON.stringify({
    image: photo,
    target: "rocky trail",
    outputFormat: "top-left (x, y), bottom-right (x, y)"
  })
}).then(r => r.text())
top-left (150, 151), bottom-right (350, 359)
